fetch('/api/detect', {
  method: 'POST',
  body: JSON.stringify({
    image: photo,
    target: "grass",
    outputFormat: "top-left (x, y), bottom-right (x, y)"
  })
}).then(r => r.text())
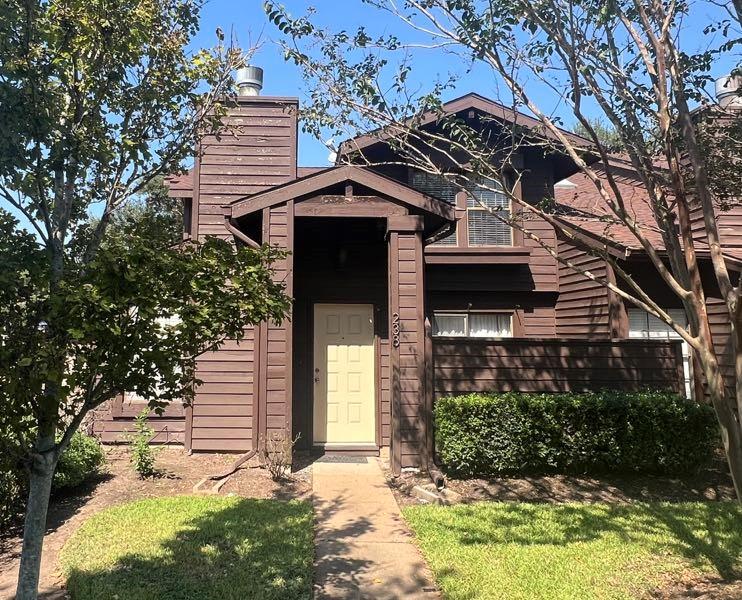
top-left (403, 501), bottom-right (742, 600)
top-left (59, 496), bottom-right (314, 600)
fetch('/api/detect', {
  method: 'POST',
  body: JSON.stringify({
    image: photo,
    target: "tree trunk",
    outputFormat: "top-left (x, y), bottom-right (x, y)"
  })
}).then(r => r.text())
top-left (705, 358), bottom-right (742, 501)
top-left (15, 450), bottom-right (57, 600)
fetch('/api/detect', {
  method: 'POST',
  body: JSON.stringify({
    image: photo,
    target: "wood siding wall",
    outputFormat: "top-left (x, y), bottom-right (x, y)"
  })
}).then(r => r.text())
top-left (263, 203), bottom-right (294, 443)
top-left (555, 237), bottom-right (612, 338)
top-left (389, 227), bottom-right (426, 470)
top-left (432, 338), bottom-right (685, 396)
top-left (189, 99), bottom-right (297, 452)
top-left (89, 400), bottom-right (185, 444)
top-left (521, 151), bottom-right (559, 292)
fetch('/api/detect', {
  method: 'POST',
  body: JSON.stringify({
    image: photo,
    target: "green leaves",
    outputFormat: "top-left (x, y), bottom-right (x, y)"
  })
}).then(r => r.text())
top-left (435, 390), bottom-right (718, 477)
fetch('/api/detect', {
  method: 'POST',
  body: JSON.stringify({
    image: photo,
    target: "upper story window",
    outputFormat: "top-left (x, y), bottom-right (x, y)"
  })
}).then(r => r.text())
top-left (408, 171), bottom-right (513, 246)
top-left (409, 171), bottom-right (458, 245)
top-left (466, 178), bottom-right (512, 246)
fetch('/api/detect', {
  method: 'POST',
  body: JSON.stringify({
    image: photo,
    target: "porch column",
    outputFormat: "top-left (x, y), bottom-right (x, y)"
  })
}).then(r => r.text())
top-left (387, 216), bottom-right (426, 475)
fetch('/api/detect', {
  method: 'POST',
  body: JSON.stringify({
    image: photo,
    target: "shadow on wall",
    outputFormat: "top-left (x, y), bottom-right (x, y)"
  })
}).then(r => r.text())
top-left (432, 338), bottom-right (684, 396)
top-left (61, 497), bottom-right (314, 600)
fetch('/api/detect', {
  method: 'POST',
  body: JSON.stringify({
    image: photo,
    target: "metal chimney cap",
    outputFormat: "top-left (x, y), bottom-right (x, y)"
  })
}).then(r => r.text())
top-left (236, 66), bottom-right (264, 96)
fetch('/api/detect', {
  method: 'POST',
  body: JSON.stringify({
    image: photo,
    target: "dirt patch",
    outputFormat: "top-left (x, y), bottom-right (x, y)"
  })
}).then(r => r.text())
top-left (385, 456), bottom-right (735, 507)
top-left (651, 575), bottom-right (742, 599)
top-left (0, 447), bottom-right (312, 600)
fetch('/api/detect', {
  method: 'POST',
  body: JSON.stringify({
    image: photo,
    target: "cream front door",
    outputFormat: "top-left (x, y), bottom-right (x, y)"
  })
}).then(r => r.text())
top-left (313, 304), bottom-right (376, 446)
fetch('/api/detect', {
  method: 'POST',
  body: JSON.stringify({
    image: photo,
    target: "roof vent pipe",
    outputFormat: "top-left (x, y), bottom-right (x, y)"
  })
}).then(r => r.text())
top-left (715, 74), bottom-right (742, 109)
top-left (236, 66), bottom-right (263, 97)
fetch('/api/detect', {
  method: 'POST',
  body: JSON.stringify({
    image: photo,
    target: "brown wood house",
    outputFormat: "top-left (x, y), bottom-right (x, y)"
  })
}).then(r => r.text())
top-left (92, 89), bottom-right (739, 475)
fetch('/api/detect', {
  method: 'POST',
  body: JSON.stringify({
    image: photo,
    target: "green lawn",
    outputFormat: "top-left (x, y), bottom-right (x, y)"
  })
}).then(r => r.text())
top-left (403, 501), bottom-right (742, 600)
top-left (59, 496), bottom-right (313, 600)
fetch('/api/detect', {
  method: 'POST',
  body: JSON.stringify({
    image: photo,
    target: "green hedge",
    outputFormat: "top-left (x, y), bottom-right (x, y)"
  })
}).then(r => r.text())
top-left (434, 391), bottom-right (718, 478)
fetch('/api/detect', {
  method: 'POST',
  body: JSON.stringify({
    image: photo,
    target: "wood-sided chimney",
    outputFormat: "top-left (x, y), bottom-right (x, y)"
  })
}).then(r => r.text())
top-left (192, 66), bottom-right (298, 239)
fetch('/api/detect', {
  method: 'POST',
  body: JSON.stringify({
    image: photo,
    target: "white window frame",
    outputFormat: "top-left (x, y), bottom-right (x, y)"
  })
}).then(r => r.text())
top-left (627, 308), bottom-right (694, 399)
top-left (432, 311), bottom-right (513, 339)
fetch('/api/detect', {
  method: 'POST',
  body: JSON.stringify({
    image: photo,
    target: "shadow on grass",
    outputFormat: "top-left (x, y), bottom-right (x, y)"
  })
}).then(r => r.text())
top-left (62, 497), bottom-right (313, 600)
top-left (423, 502), bottom-right (742, 580)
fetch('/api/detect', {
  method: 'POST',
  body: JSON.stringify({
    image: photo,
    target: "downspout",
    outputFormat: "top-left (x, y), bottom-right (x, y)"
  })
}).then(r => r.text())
top-left (223, 215), bottom-right (261, 249)
top-left (424, 220), bottom-right (456, 246)
top-left (198, 213), bottom-right (262, 481)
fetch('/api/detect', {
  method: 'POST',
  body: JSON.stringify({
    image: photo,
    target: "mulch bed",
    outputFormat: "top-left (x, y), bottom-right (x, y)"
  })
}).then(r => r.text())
top-left (0, 447), bottom-right (312, 599)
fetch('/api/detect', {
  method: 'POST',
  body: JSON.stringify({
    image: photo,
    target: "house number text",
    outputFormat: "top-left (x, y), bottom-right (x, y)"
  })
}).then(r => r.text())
top-left (391, 312), bottom-right (400, 347)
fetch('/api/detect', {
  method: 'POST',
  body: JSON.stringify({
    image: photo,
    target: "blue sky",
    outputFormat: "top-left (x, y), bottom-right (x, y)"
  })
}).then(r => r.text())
top-left (195, 0), bottom-right (741, 167)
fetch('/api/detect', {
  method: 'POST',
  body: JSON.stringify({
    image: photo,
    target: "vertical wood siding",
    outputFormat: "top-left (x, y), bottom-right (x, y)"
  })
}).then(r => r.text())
top-left (555, 237), bottom-right (612, 338)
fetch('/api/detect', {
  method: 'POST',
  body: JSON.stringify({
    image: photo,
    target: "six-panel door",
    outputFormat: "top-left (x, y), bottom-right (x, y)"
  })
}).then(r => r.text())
top-left (313, 304), bottom-right (376, 446)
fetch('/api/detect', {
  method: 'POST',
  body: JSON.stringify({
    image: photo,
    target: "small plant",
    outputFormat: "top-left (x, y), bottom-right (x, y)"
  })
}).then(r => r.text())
top-left (53, 432), bottom-right (105, 490)
top-left (129, 409), bottom-right (159, 478)
top-left (261, 430), bottom-right (300, 481)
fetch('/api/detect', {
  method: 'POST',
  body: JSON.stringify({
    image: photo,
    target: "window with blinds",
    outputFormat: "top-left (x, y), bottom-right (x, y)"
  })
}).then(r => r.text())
top-left (408, 171), bottom-right (513, 246)
top-left (466, 178), bottom-right (512, 246)
top-left (432, 312), bottom-right (512, 338)
top-left (409, 171), bottom-right (459, 245)
top-left (627, 308), bottom-right (693, 399)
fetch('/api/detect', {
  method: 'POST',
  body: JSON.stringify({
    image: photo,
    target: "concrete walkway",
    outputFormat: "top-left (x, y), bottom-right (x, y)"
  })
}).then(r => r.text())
top-left (312, 458), bottom-right (439, 599)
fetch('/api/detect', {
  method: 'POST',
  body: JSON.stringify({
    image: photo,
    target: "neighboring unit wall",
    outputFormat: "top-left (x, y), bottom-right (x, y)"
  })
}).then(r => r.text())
top-left (705, 296), bottom-right (736, 399)
top-left (432, 338), bottom-right (685, 396)
top-left (555, 237), bottom-right (612, 338)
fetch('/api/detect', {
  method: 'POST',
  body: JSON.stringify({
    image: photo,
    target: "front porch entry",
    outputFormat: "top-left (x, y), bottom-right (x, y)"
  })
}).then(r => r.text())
top-left (313, 303), bottom-right (376, 448)
top-left (227, 166), bottom-right (455, 473)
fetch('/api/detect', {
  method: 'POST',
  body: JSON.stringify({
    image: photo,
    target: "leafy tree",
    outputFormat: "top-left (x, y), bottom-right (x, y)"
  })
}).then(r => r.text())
top-left (266, 0), bottom-right (742, 499)
top-left (572, 118), bottom-right (624, 152)
top-left (0, 2), bottom-right (290, 598)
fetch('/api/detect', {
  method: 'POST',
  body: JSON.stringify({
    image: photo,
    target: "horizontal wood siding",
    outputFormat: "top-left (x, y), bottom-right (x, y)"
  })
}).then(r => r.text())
top-left (521, 150), bottom-right (558, 291)
top-left (191, 334), bottom-right (255, 451)
top-left (390, 229), bottom-right (426, 469)
top-left (190, 97), bottom-right (298, 452)
top-left (265, 204), bottom-right (292, 440)
top-left (555, 237), bottom-right (611, 337)
top-left (433, 338), bottom-right (684, 396)
top-left (89, 399), bottom-right (185, 445)
top-left (705, 296), bottom-right (736, 400)
top-left (521, 306), bottom-right (557, 337)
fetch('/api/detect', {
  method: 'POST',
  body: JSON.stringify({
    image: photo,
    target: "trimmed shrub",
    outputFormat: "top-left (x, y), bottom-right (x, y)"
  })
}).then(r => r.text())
top-left (54, 432), bottom-right (106, 490)
top-left (434, 390), bottom-right (718, 478)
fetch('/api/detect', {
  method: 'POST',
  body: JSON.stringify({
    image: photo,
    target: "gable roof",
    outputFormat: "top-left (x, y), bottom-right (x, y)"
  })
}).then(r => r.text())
top-left (338, 92), bottom-right (595, 159)
top-left (228, 165), bottom-right (456, 222)
top-left (554, 161), bottom-right (742, 267)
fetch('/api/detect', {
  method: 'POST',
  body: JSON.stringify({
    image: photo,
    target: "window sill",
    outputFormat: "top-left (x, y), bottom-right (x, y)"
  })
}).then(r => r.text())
top-left (424, 245), bottom-right (531, 265)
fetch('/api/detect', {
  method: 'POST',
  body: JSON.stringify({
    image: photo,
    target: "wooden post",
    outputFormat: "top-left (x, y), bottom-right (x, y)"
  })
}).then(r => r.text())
top-left (423, 317), bottom-right (434, 470)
